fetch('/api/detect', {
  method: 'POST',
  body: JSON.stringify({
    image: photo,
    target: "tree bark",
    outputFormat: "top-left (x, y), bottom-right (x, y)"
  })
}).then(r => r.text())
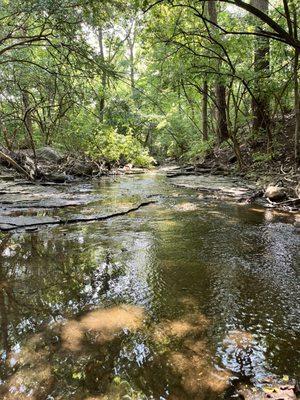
top-left (216, 84), bottom-right (228, 144)
top-left (251, 0), bottom-right (271, 146)
top-left (202, 80), bottom-right (208, 141)
top-left (292, 5), bottom-right (300, 167)
top-left (98, 27), bottom-right (106, 123)
top-left (22, 91), bottom-right (33, 145)
top-left (294, 50), bottom-right (300, 167)
top-left (128, 18), bottom-right (136, 99)
top-left (207, 1), bottom-right (229, 145)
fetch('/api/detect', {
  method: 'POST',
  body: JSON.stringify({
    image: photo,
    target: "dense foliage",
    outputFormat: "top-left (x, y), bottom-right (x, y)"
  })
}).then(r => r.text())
top-left (0, 0), bottom-right (299, 168)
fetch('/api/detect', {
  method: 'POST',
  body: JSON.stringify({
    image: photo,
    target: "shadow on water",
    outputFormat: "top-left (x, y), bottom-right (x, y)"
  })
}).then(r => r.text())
top-left (0, 173), bottom-right (299, 399)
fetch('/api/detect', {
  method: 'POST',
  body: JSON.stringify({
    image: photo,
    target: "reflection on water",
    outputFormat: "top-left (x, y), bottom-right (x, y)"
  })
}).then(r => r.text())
top-left (0, 173), bottom-right (299, 399)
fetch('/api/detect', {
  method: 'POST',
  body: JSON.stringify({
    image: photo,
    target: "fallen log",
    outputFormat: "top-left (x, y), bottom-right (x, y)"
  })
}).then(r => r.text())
top-left (0, 149), bottom-right (33, 181)
top-left (0, 146), bottom-right (43, 181)
top-left (0, 200), bottom-right (156, 232)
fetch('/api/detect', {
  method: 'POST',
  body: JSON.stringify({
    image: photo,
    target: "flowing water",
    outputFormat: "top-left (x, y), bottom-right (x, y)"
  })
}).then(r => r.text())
top-left (0, 172), bottom-right (299, 399)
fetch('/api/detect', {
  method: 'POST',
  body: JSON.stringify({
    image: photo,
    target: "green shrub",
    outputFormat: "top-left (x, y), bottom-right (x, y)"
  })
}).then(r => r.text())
top-left (86, 127), bottom-right (155, 167)
top-left (252, 152), bottom-right (273, 163)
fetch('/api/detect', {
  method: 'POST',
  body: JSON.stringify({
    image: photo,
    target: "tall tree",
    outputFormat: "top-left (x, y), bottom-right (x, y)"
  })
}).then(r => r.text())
top-left (251, 0), bottom-right (271, 147)
top-left (98, 26), bottom-right (107, 122)
top-left (202, 79), bottom-right (209, 141)
top-left (207, 1), bottom-right (229, 145)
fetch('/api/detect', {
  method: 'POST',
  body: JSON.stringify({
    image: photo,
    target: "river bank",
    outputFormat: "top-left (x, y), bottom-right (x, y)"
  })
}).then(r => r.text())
top-left (1, 144), bottom-right (299, 214)
top-left (167, 163), bottom-right (300, 212)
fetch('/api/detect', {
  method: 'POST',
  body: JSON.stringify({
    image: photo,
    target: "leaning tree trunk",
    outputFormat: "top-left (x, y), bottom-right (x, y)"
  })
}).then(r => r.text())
top-left (207, 1), bottom-right (229, 145)
top-left (251, 0), bottom-right (271, 148)
top-left (0, 146), bottom-right (42, 180)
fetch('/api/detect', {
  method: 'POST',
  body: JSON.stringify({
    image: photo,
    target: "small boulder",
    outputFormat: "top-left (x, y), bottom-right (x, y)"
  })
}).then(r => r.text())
top-left (66, 161), bottom-right (94, 176)
top-left (36, 147), bottom-right (63, 163)
top-left (265, 185), bottom-right (287, 201)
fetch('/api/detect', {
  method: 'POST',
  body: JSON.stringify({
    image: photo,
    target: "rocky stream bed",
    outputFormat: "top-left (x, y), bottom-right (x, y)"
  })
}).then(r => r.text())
top-left (0, 163), bottom-right (299, 233)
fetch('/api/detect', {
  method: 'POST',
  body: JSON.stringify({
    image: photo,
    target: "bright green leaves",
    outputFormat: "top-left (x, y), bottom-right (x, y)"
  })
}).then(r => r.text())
top-left (86, 127), bottom-right (154, 167)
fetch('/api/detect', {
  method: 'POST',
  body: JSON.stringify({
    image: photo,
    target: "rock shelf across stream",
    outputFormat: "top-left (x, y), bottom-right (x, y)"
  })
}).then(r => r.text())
top-left (0, 171), bottom-right (156, 232)
top-left (168, 174), bottom-right (257, 198)
top-left (0, 201), bottom-right (156, 232)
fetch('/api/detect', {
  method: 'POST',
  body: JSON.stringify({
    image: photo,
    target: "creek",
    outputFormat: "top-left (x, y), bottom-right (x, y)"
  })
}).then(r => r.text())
top-left (0, 171), bottom-right (299, 399)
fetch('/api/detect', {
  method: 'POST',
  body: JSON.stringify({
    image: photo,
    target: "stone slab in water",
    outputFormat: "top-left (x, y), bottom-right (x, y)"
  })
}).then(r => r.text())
top-left (170, 174), bottom-right (256, 197)
top-left (0, 215), bottom-right (59, 230)
top-left (0, 178), bottom-right (100, 210)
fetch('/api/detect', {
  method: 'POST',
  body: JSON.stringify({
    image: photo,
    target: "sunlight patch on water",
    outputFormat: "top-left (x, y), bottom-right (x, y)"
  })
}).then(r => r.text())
top-left (62, 305), bottom-right (145, 352)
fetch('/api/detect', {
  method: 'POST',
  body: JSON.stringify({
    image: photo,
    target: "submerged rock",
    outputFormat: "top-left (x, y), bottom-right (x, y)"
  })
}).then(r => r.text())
top-left (44, 173), bottom-right (72, 183)
top-left (174, 202), bottom-right (198, 211)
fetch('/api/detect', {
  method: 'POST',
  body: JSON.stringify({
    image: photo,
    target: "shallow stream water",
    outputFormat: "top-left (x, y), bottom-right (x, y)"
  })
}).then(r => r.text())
top-left (0, 172), bottom-right (299, 399)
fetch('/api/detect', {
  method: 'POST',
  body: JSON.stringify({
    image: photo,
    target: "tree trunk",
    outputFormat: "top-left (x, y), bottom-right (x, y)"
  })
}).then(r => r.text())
top-left (294, 49), bottom-right (299, 166)
top-left (207, 1), bottom-right (229, 145)
top-left (129, 40), bottom-right (135, 95)
top-left (251, 0), bottom-right (271, 147)
top-left (98, 27), bottom-right (106, 123)
top-left (202, 80), bottom-right (208, 141)
top-left (22, 91), bottom-right (33, 145)
top-left (216, 84), bottom-right (228, 145)
top-left (22, 90), bottom-right (37, 168)
top-left (129, 20), bottom-right (136, 97)
top-left (293, 4), bottom-right (300, 167)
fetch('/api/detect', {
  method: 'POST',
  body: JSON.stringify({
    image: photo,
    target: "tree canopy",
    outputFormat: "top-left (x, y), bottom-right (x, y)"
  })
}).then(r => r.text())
top-left (0, 0), bottom-right (299, 168)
